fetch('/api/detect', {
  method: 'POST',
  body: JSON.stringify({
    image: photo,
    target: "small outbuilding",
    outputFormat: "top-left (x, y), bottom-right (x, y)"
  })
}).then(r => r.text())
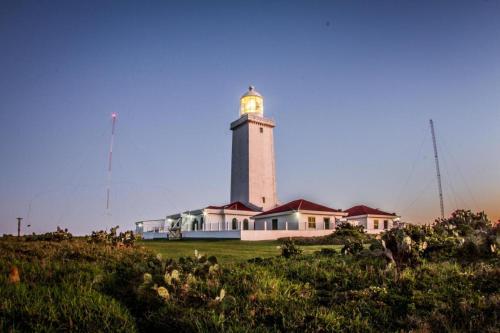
top-left (252, 199), bottom-right (347, 231)
top-left (344, 205), bottom-right (399, 234)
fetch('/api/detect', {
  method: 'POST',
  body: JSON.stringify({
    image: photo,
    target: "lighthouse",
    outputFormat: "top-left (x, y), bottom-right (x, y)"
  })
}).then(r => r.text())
top-left (230, 86), bottom-right (277, 211)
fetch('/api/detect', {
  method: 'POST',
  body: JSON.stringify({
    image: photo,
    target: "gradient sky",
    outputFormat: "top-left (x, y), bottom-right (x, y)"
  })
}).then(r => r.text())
top-left (1, 0), bottom-right (499, 235)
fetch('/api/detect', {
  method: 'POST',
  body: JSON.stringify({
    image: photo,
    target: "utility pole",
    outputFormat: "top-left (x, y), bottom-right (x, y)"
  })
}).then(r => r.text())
top-left (429, 119), bottom-right (445, 219)
top-left (17, 217), bottom-right (23, 238)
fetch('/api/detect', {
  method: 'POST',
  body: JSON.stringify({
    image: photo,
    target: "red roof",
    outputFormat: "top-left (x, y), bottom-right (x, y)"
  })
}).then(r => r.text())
top-left (345, 205), bottom-right (397, 217)
top-left (206, 201), bottom-right (258, 212)
top-left (253, 199), bottom-right (342, 218)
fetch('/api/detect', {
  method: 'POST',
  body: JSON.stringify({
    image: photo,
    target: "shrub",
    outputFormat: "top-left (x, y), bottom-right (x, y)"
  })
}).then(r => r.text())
top-left (368, 238), bottom-right (385, 251)
top-left (279, 238), bottom-right (303, 258)
top-left (87, 226), bottom-right (136, 247)
top-left (280, 222), bottom-right (368, 246)
top-left (317, 248), bottom-right (337, 256)
top-left (434, 209), bottom-right (492, 237)
top-left (24, 226), bottom-right (73, 242)
top-left (341, 239), bottom-right (364, 255)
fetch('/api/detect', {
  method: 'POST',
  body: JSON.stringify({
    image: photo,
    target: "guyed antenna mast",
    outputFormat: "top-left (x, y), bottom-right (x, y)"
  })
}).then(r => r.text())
top-left (429, 119), bottom-right (444, 219)
top-left (106, 113), bottom-right (117, 212)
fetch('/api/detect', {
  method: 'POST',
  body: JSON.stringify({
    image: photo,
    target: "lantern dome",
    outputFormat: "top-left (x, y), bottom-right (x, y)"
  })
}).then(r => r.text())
top-left (240, 86), bottom-right (263, 116)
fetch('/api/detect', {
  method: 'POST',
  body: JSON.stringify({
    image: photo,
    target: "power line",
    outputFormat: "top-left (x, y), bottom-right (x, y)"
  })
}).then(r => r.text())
top-left (440, 135), bottom-right (480, 211)
top-left (394, 129), bottom-right (428, 211)
top-left (401, 176), bottom-right (435, 213)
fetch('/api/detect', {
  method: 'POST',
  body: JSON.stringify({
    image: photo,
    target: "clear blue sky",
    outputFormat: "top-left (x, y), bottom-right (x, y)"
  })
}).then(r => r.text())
top-left (1, 0), bottom-right (499, 235)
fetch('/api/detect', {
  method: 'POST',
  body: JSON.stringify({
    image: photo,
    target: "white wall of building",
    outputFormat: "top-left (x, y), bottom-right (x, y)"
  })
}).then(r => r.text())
top-left (180, 229), bottom-right (336, 241)
top-left (253, 211), bottom-right (342, 231)
top-left (142, 231), bottom-right (169, 240)
top-left (182, 230), bottom-right (241, 239)
top-left (176, 209), bottom-right (258, 232)
top-left (241, 229), bottom-right (334, 241)
top-left (136, 220), bottom-right (165, 234)
top-left (346, 215), bottom-right (397, 234)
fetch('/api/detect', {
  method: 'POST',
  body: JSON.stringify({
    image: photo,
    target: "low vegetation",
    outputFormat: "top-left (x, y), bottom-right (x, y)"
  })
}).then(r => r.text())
top-left (279, 222), bottom-right (370, 246)
top-left (87, 225), bottom-right (136, 247)
top-left (1, 210), bottom-right (499, 332)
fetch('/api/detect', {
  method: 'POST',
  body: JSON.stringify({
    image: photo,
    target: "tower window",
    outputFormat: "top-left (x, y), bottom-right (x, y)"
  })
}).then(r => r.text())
top-left (262, 196), bottom-right (266, 203)
top-left (260, 127), bottom-right (263, 133)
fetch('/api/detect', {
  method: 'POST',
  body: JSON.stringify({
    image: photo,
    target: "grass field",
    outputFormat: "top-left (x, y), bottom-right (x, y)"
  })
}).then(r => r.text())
top-left (139, 239), bottom-right (342, 263)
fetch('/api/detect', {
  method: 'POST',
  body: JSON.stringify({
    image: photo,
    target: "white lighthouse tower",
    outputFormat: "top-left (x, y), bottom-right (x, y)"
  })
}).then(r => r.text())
top-left (230, 86), bottom-right (277, 211)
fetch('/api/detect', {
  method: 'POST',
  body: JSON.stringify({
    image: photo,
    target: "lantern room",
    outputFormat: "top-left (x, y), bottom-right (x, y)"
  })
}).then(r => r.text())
top-left (240, 86), bottom-right (263, 116)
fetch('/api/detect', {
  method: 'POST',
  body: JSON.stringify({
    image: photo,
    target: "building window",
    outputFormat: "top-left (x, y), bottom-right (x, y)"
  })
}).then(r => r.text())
top-left (192, 219), bottom-right (198, 231)
top-left (308, 216), bottom-right (316, 229)
top-left (232, 218), bottom-right (238, 230)
top-left (324, 217), bottom-right (330, 229)
top-left (243, 219), bottom-right (249, 230)
top-left (373, 219), bottom-right (379, 229)
top-left (260, 127), bottom-right (263, 133)
top-left (272, 219), bottom-right (278, 230)
top-left (384, 220), bottom-right (389, 229)
top-left (262, 196), bottom-right (266, 204)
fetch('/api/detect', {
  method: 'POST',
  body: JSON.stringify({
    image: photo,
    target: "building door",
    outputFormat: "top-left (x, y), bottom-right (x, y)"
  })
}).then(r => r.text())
top-left (200, 217), bottom-right (204, 231)
top-left (232, 218), bottom-right (238, 230)
top-left (243, 219), bottom-right (249, 230)
top-left (324, 217), bottom-right (330, 230)
top-left (192, 219), bottom-right (198, 231)
top-left (272, 219), bottom-right (278, 230)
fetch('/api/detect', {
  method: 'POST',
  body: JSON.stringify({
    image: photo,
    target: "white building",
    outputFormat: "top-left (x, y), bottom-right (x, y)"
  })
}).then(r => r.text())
top-left (252, 199), bottom-right (346, 231)
top-left (167, 201), bottom-right (258, 232)
top-left (344, 205), bottom-right (400, 234)
top-left (135, 87), bottom-right (401, 240)
top-left (135, 219), bottom-right (168, 239)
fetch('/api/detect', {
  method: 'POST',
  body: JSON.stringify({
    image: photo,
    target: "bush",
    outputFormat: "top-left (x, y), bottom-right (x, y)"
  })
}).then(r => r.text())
top-left (279, 238), bottom-right (303, 258)
top-left (280, 222), bottom-right (368, 246)
top-left (87, 226), bottom-right (136, 247)
top-left (24, 226), bottom-right (73, 242)
top-left (379, 210), bottom-right (499, 269)
top-left (317, 248), bottom-right (337, 256)
top-left (341, 239), bottom-right (364, 255)
top-left (434, 210), bottom-right (492, 237)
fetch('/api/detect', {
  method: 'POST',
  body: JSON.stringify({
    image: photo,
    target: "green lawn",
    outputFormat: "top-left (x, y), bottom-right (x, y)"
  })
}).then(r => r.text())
top-left (139, 239), bottom-right (342, 263)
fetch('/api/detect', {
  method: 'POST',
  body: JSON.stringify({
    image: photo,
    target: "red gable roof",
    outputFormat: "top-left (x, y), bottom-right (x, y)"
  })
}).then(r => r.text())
top-left (345, 205), bottom-right (397, 217)
top-left (206, 201), bottom-right (258, 212)
top-left (253, 199), bottom-right (342, 218)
